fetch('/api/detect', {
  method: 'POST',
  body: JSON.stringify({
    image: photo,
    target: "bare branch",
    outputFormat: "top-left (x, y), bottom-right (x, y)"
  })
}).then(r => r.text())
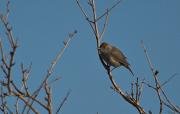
top-left (107, 70), bottom-right (146, 114)
top-left (48, 77), bottom-right (61, 86)
top-left (131, 82), bottom-right (134, 98)
top-left (96, 0), bottom-right (122, 22)
top-left (44, 81), bottom-right (52, 114)
top-left (20, 63), bottom-right (32, 95)
top-left (141, 41), bottom-right (180, 113)
top-left (160, 88), bottom-right (180, 113)
top-left (141, 40), bottom-right (163, 114)
top-left (137, 79), bottom-right (145, 101)
top-left (90, 0), bottom-right (101, 44)
top-left (32, 30), bottom-right (77, 97)
top-left (141, 41), bottom-right (155, 74)
top-left (143, 81), bottom-right (156, 90)
top-left (23, 30), bottom-right (77, 113)
top-left (76, 0), bottom-right (96, 36)
top-left (161, 73), bottom-right (178, 87)
top-left (56, 89), bottom-right (71, 114)
top-left (135, 78), bottom-right (139, 101)
top-left (13, 92), bottom-right (39, 114)
top-left (0, 40), bottom-right (9, 70)
top-left (76, 0), bottom-right (89, 20)
top-left (99, 9), bottom-right (109, 40)
top-left (0, 1), bottom-right (18, 94)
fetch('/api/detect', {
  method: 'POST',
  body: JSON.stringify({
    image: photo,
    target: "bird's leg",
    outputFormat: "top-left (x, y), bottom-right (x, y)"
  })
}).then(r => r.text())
top-left (110, 67), bottom-right (116, 72)
top-left (106, 64), bottom-right (111, 71)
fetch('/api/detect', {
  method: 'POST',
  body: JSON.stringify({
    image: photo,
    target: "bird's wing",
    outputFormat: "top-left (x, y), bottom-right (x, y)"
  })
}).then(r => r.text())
top-left (111, 46), bottom-right (129, 66)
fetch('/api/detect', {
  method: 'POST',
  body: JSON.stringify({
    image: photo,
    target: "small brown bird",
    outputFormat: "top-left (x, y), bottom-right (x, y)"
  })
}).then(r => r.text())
top-left (98, 42), bottom-right (134, 76)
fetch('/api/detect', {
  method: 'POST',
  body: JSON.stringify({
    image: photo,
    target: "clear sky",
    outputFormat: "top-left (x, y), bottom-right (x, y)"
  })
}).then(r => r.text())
top-left (0, 0), bottom-right (180, 114)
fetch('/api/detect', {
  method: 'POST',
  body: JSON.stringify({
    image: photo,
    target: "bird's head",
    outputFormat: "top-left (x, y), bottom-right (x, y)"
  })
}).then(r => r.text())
top-left (98, 42), bottom-right (112, 54)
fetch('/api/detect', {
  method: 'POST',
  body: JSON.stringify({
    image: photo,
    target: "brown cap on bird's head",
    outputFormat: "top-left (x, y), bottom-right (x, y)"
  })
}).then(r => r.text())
top-left (100, 42), bottom-right (109, 49)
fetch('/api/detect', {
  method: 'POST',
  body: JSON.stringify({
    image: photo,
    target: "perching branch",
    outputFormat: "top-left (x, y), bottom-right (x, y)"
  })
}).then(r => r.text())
top-left (76, 0), bottom-right (120, 47)
top-left (76, 1), bottom-right (146, 114)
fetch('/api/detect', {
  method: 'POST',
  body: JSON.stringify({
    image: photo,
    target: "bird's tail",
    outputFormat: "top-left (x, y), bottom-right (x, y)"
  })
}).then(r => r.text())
top-left (127, 66), bottom-right (134, 77)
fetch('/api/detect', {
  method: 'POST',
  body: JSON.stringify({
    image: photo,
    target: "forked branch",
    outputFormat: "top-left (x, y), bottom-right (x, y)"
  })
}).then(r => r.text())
top-left (76, 1), bottom-right (146, 114)
top-left (141, 41), bottom-right (180, 114)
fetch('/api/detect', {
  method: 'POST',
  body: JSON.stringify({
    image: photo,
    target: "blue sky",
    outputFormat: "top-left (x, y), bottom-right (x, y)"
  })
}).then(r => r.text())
top-left (0, 0), bottom-right (180, 114)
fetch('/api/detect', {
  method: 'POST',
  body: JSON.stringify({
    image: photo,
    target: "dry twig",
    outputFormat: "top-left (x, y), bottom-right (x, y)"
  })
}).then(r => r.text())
top-left (76, 1), bottom-right (146, 114)
top-left (56, 89), bottom-right (71, 114)
top-left (141, 41), bottom-right (180, 114)
top-left (0, 1), bottom-right (76, 113)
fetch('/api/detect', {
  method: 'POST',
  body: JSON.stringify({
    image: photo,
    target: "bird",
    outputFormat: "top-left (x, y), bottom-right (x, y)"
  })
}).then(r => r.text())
top-left (98, 42), bottom-right (134, 76)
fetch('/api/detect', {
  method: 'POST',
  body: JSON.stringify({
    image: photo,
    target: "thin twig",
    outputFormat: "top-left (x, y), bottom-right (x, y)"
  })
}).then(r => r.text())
top-left (56, 89), bottom-right (71, 114)
top-left (131, 82), bottom-right (134, 98)
top-left (96, 0), bottom-right (122, 22)
top-left (0, 40), bottom-right (9, 70)
top-left (160, 88), bottom-right (180, 113)
top-left (15, 97), bottom-right (19, 114)
top-left (44, 81), bottom-right (52, 114)
top-left (141, 41), bottom-right (154, 73)
top-left (161, 73), bottom-right (178, 87)
top-left (48, 77), bottom-right (61, 85)
top-left (99, 9), bottom-right (109, 40)
top-left (33, 30), bottom-right (77, 96)
top-left (107, 70), bottom-right (146, 114)
top-left (141, 40), bottom-right (163, 114)
top-left (13, 92), bottom-right (39, 114)
top-left (135, 78), bottom-right (139, 101)
top-left (76, 0), bottom-right (96, 36)
top-left (138, 79), bottom-right (145, 102)
top-left (24, 30), bottom-right (77, 113)
top-left (20, 63), bottom-right (31, 95)
top-left (91, 0), bottom-right (100, 42)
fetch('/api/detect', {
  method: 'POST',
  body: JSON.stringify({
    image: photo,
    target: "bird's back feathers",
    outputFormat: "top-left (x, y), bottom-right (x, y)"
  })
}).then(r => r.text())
top-left (111, 46), bottom-right (129, 67)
